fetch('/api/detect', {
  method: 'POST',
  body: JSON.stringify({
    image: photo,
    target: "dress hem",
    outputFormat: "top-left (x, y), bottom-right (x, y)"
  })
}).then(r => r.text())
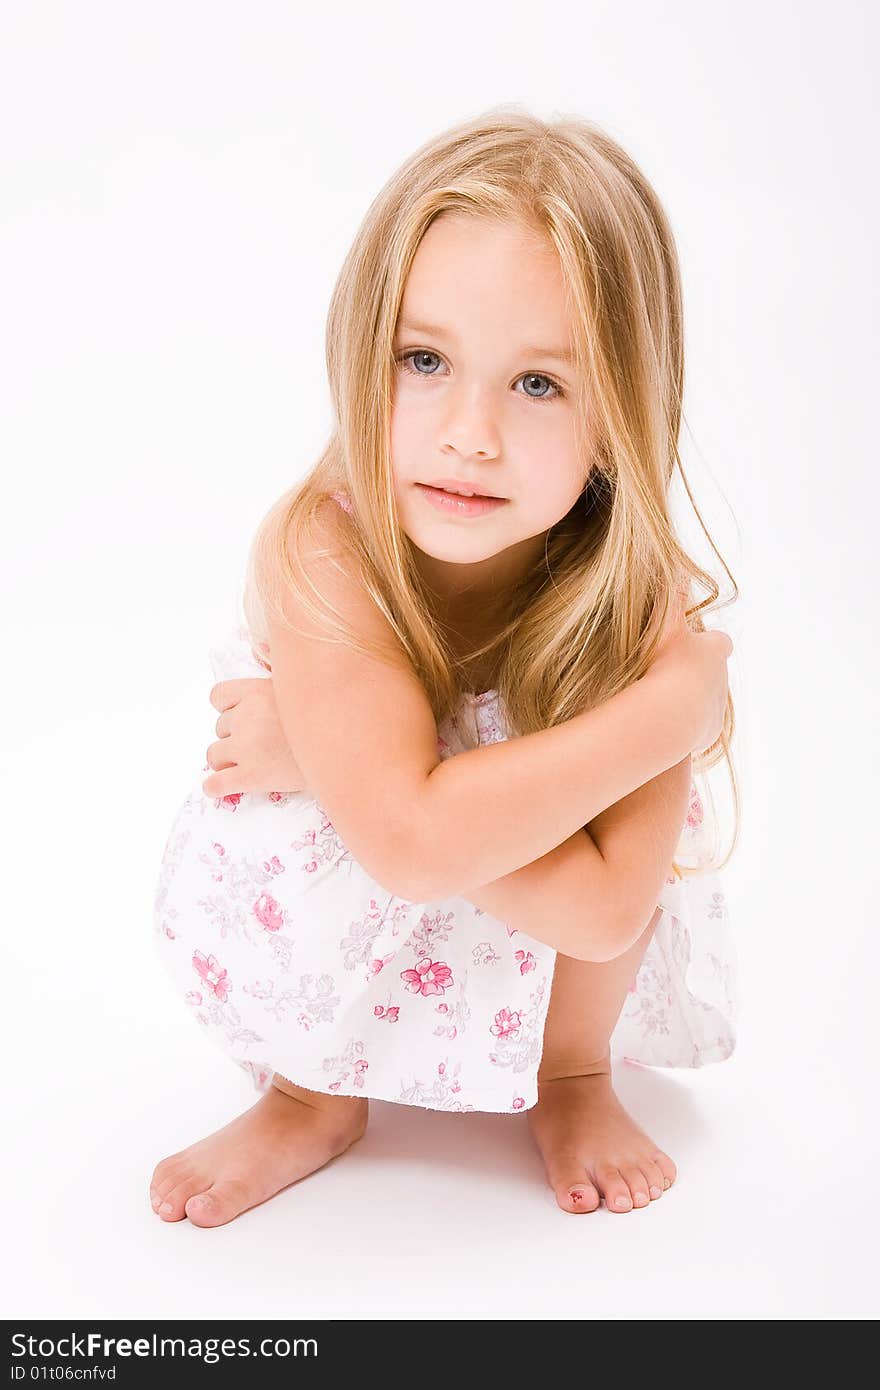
top-left (258, 1063), bottom-right (538, 1115)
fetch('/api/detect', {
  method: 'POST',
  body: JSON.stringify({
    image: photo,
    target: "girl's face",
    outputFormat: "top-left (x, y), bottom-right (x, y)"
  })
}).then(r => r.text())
top-left (390, 212), bottom-right (590, 610)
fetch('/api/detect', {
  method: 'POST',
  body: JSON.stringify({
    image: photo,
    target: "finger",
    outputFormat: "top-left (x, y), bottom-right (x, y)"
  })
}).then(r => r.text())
top-left (209, 678), bottom-right (266, 712)
top-left (205, 740), bottom-right (237, 772)
top-left (202, 766), bottom-right (247, 798)
top-left (215, 711), bottom-right (233, 739)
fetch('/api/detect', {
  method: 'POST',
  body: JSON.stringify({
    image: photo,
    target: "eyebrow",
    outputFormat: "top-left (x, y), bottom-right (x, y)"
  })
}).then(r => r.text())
top-left (396, 317), bottom-right (576, 367)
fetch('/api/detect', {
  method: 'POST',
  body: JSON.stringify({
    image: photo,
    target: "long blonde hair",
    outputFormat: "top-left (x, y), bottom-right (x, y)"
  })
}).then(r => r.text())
top-left (242, 104), bottom-right (741, 877)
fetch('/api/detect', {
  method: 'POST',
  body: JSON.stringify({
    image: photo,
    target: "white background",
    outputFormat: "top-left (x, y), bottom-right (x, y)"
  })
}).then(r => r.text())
top-left (3, 0), bottom-right (877, 1321)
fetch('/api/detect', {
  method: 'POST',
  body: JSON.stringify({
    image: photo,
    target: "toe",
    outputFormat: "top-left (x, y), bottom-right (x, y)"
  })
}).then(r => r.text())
top-left (541, 1150), bottom-right (602, 1214)
top-left (154, 1176), bottom-right (207, 1222)
top-left (652, 1151), bottom-right (677, 1191)
top-left (150, 1159), bottom-right (189, 1213)
top-left (641, 1159), bottom-right (666, 1200)
top-left (621, 1166), bottom-right (651, 1209)
top-left (184, 1178), bottom-right (254, 1228)
top-left (595, 1165), bottom-right (633, 1213)
top-left (562, 1181), bottom-right (601, 1214)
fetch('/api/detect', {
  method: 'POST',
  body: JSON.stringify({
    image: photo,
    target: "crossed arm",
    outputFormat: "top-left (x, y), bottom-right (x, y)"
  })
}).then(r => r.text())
top-left (207, 672), bottom-right (693, 964)
top-left (461, 753), bottom-right (693, 962)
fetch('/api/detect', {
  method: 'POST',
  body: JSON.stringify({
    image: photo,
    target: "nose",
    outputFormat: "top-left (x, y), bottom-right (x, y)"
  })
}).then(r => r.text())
top-left (439, 386), bottom-right (501, 462)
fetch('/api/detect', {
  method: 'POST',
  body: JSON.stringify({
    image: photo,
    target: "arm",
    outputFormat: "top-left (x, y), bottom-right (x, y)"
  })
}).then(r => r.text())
top-left (461, 756), bottom-right (693, 963)
top-left (587, 753), bottom-right (693, 956)
top-left (414, 674), bottom-right (691, 902)
top-left (462, 824), bottom-right (611, 958)
top-left (267, 499), bottom-right (694, 934)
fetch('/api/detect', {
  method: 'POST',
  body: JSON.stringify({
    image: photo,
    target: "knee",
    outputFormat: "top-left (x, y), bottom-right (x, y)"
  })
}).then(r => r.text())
top-left (599, 904), bottom-right (664, 963)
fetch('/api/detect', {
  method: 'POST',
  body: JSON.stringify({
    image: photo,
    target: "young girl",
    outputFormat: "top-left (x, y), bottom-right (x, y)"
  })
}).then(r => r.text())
top-left (151, 106), bottom-right (739, 1229)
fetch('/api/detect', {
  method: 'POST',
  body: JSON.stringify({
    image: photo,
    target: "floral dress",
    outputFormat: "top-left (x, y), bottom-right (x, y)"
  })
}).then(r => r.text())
top-left (152, 497), bottom-right (739, 1114)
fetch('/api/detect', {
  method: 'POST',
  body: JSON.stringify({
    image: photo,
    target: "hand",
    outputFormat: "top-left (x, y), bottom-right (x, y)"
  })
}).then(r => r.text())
top-left (645, 578), bottom-right (734, 754)
top-left (202, 677), bottom-right (307, 798)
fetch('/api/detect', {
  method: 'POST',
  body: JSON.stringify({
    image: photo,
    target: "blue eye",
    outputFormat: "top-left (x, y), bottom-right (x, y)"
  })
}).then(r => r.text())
top-left (396, 349), bottom-right (564, 404)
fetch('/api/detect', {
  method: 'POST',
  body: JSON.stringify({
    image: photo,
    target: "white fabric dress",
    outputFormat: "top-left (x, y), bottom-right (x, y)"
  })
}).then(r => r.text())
top-left (152, 614), bottom-right (740, 1114)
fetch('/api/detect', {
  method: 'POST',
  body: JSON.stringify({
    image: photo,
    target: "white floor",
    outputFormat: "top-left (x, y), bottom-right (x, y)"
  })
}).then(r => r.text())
top-left (4, 617), bottom-right (877, 1321)
top-left (6, 1014), bottom-right (875, 1320)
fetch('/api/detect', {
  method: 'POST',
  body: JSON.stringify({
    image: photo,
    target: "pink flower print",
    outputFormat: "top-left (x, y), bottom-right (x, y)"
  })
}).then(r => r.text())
top-left (328, 1081), bottom-right (341, 1091)
top-left (268, 791), bottom-right (286, 804)
top-left (162, 923), bottom-right (178, 940)
top-left (373, 1005), bottom-right (400, 1022)
top-left (185, 990), bottom-right (203, 1007)
top-left (212, 842), bottom-right (227, 859)
top-left (297, 1013), bottom-right (312, 1031)
top-left (192, 950), bottom-right (231, 1003)
top-left (490, 1006), bottom-right (522, 1039)
top-left (355, 1059), bottom-right (368, 1073)
top-left (253, 891), bottom-right (283, 933)
top-left (400, 958), bottom-right (453, 997)
top-left (514, 949), bottom-right (536, 975)
top-left (685, 786), bottom-right (704, 831)
top-left (438, 1063), bottom-right (446, 1076)
top-left (261, 855), bottom-right (285, 876)
top-left (218, 793), bottom-right (243, 811)
top-left (512, 1097), bottom-right (526, 1111)
top-left (368, 953), bottom-right (394, 979)
top-left (437, 1003), bottom-right (449, 1014)
top-left (505, 925), bottom-right (518, 938)
top-left (451, 1082), bottom-right (461, 1093)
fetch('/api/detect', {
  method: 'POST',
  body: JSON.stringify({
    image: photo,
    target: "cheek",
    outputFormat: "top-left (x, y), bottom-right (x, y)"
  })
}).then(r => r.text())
top-left (389, 400), bottom-right (430, 475)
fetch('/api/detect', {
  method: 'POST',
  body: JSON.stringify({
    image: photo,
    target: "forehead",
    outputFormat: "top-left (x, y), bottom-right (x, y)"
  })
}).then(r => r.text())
top-left (398, 213), bottom-right (573, 352)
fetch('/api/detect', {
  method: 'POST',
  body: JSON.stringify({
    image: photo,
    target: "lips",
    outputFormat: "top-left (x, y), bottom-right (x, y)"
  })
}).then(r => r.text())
top-left (423, 479), bottom-right (506, 499)
top-left (415, 484), bottom-right (508, 517)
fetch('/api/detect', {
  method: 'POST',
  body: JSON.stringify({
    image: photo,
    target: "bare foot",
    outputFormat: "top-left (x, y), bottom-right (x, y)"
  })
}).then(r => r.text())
top-left (527, 1071), bottom-right (677, 1215)
top-left (149, 1081), bottom-right (368, 1228)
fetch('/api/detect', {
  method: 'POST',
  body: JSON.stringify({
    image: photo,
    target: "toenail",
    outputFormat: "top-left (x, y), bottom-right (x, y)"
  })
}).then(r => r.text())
top-left (650, 1185), bottom-right (662, 1199)
top-left (615, 1196), bottom-right (632, 1209)
top-left (159, 1202), bottom-right (173, 1214)
top-left (663, 1178), bottom-right (671, 1189)
top-left (634, 1192), bottom-right (649, 1206)
top-left (568, 1187), bottom-right (589, 1202)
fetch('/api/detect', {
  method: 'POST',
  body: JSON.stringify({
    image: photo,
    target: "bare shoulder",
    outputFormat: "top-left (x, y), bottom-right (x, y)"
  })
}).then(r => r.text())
top-left (265, 495), bottom-right (440, 898)
top-left (286, 495), bottom-right (401, 658)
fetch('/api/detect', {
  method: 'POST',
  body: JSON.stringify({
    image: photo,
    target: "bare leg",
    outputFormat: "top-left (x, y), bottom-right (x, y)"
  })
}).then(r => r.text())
top-left (149, 1074), bottom-right (368, 1229)
top-left (528, 905), bottom-right (678, 1214)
